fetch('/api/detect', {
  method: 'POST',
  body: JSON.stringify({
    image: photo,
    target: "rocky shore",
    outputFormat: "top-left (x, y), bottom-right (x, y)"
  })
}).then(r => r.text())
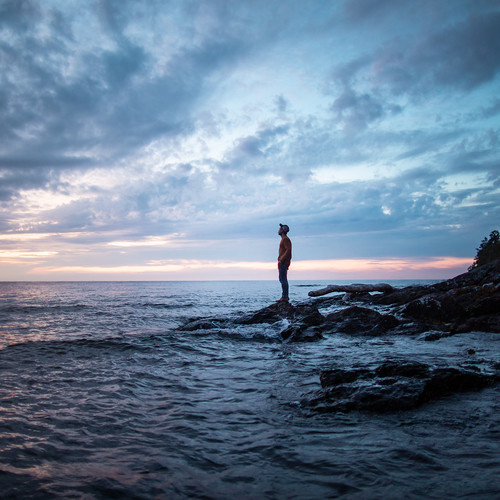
top-left (178, 259), bottom-right (500, 412)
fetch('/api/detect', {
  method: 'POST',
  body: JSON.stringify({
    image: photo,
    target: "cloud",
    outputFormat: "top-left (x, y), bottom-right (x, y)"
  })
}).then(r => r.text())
top-left (331, 89), bottom-right (386, 132)
top-left (371, 11), bottom-right (500, 94)
top-left (0, 0), bottom-right (498, 280)
top-left (0, 1), bottom-right (253, 194)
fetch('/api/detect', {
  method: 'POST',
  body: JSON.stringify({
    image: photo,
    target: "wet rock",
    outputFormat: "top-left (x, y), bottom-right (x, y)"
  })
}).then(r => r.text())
top-left (293, 304), bottom-right (326, 327)
top-left (371, 285), bottom-right (431, 306)
top-left (237, 302), bottom-right (326, 342)
top-left (374, 360), bottom-right (431, 379)
top-left (422, 367), bottom-right (493, 399)
top-left (281, 325), bottom-right (323, 342)
top-left (322, 306), bottom-right (400, 336)
top-left (452, 315), bottom-right (500, 334)
top-left (179, 301), bottom-right (327, 342)
top-left (371, 259), bottom-right (500, 334)
top-left (236, 301), bottom-right (302, 325)
top-left (419, 330), bottom-right (454, 342)
top-left (402, 294), bottom-right (466, 323)
top-left (307, 360), bottom-right (498, 413)
top-left (180, 318), bottom-right (227, 331)
top-left (320, 367), bottom-right (372, 386)
top-left (279, 305), bottom-right (326, 342)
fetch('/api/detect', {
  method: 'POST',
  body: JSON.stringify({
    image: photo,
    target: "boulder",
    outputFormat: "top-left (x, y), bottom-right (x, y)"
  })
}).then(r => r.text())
top-left (306, 360), bottom-right (498, 413)
top-left (402, 294), bottom-right (466, 324)
top-left (235, 301), bottom-right (324, 325)
top-left (322, 306), bottom-right (400, 336)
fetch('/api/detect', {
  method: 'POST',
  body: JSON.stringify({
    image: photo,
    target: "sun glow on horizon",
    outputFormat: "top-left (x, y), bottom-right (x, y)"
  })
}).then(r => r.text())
top-left (26, 256), bottom-right (473, 280)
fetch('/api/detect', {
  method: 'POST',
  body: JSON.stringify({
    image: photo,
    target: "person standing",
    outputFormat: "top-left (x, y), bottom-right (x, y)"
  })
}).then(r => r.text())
top-left (277, 223), bottom-right (292, 302)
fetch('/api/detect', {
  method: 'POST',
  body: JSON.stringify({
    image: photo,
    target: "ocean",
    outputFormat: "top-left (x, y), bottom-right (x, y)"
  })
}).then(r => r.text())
top-left (0, 280), bottom-right (498, 499)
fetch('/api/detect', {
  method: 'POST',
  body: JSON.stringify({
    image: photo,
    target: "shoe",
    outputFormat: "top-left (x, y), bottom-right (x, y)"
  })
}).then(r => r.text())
top-left (277, 297), bottom-right (289, 302)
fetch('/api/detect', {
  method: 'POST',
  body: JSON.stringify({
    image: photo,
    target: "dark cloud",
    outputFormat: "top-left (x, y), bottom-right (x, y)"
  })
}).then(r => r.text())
top-left (0, 168), bottom-right (48, 202)
top-left (219, 124), bottom-right (291, 174)
top-left (372, 11), bottom-right (500, 94)
top-left (327, 3), bottom-right (500, 137)
top-left (331, 89), bottom-right (386, 132)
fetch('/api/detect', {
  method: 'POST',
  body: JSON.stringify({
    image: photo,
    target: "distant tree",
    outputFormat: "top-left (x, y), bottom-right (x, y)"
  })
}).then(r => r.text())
top-left (469, 230), bottom-right (500, 270)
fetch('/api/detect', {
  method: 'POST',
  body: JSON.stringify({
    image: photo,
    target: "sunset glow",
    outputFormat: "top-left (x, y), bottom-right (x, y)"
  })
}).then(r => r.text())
top-left (26, 257), bottom-right (472, 281)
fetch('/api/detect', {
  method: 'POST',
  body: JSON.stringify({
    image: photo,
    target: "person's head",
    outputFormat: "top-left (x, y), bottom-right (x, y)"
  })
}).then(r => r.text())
top-left (278, 223), bottom-right (290, 236)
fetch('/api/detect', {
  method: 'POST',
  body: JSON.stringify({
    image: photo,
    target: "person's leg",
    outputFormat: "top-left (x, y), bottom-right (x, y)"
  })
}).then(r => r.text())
top-left (278, 263), bottom-right (289, 300)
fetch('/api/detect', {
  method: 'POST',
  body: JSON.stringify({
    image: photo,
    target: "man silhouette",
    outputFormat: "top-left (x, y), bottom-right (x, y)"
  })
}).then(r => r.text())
top-left (277, 223), bottom-right (292, 302)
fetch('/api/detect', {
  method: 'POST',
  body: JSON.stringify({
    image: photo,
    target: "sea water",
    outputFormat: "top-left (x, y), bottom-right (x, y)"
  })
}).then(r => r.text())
top-left (0, 281), bottom-right (498, 499)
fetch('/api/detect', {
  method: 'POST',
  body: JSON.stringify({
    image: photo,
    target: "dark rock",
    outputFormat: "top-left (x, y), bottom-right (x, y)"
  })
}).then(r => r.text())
top-left (235, 301), bottom-right (324, 326)
top-left (452, 315), bottom-right (500, 334)
top-left (370, 259), bottom-right (500, 334)
top-left (420, 330), bottom-right (454, 341)
top-left (372, 285), bottom-right (431, 306)
top-left (313, 294), bottom-right (344, 307)
top-left (180, 318), bottom-right (227, 331)
top-left (374, 360), bottom-right (431, 378)
top-left (320, 368), bottom-right (372, 386)
top-left (236, 301), bottom-right (297, 325)
top-left (468, 296), bottom-right (500, 316)
top-left (179, 300), bottom-right (327, 342)
top-left (235, 302), bottom-right (327, 342)
top-left (402, 294), bottom-right (466, 323)
top-left (422, 368), bottom-right (493, 400)
top-left (323, 306), bottom-right (400, 336)
top-left (281, 325), bottom-right (323, 342)
top-left (307, 360), bottom-right (498, 413)
top-left (293, 305), bottom-right (326, 326)
top-left (279, 305), bottom-right (326, 342)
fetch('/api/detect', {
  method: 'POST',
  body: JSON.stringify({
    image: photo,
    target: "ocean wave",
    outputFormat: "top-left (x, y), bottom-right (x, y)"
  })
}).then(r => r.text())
top-left (1, 336), bottom-right (151, 357)
top-left (139, 301), bottom-right (195, 309)
top-left (0, 303), bottom-right (89, 314)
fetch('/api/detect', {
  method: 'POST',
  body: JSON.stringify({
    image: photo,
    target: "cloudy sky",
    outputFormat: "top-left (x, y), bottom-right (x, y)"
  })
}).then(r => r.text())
top-left (1, 0), bottom-right (499, 281)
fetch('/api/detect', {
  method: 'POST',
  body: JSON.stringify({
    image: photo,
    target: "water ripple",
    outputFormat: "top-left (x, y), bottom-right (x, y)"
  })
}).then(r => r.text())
top-left (0, 281), bottom-right (499, 499)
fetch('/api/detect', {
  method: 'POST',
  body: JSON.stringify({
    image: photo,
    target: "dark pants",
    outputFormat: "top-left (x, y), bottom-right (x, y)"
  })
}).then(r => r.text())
top-left (278, 262), bottom-right (289, 299)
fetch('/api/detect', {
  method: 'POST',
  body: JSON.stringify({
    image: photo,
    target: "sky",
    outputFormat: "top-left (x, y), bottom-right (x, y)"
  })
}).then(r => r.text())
top-left (0, 0), bottom-right (499, 281)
